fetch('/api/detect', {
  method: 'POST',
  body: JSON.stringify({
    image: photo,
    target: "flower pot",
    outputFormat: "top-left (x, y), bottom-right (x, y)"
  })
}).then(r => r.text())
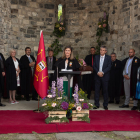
top-left (72, 110), bottom-right (89, 121)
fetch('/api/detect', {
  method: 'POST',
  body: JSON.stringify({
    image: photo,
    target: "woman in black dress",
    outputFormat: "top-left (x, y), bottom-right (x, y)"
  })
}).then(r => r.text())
top-left (54, 46), bottom-right (82, 98)
top-left (5, 49), bottom-right (20, 104)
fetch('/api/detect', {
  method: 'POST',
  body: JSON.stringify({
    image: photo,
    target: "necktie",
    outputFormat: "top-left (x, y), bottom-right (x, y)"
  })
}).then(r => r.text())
top-left (92, 55), bottom-right (93, 66)
top-left (50, 58), bottom-right (52, 63)
top-left (99, 56), bottom-right (103, 72)
top-left (28, 57), bottom-right (32, 63)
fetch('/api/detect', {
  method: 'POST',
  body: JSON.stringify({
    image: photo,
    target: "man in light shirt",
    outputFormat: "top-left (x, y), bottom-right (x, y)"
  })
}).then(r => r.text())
top-left (120, 49), bottom-right (140, 110)
top-left (93, 46), bottom-right (111, 110)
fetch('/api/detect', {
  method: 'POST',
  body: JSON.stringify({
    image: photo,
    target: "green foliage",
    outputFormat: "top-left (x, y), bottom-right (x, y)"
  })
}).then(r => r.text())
top-left (50, 21), bottom-right (66, 56)
top-left (77, 114), bottom-right (90, 123)
top-left (49, 39), bottom-right (62, 56)
top-left (96, 12), bottom-right (109, 54)
top-left (45, 116), bottom-right (69, 124)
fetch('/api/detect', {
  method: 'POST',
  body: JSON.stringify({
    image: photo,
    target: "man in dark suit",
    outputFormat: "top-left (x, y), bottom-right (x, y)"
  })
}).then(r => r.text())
top-left (20, 47), bottom-right (37, 101)
top-left (108, 53), bottom-right (122, 104)
top-left (46, 49), bottom-right (56, 86)
top-left (119, 49), bottom-right (140, 110)
top-left (93, 46), bottom-right (111, 110)
top-left (83, 47), bottom-right (96, 99)
top-left (0, 53), bottom-right (6, 106)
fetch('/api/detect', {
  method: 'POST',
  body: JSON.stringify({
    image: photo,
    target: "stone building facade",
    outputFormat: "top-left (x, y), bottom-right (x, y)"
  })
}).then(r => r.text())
top-left (0, 0), bottom-right (140, 60)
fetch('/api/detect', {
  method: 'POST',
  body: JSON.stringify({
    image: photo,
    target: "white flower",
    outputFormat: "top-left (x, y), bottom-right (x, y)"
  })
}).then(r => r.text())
top-left (47, 95), bottom-right (52, 98)
top-left (42, 103), bottom-right (47, 106)
top-left (79, 99), bottom-right (84, 102)
top-left (76, 106), bottom-right (82, 111)
top-left (72, 94), bottom-right (75, 97)
top-left (57, 97), bottom-right (62, 99)
top-left (52, 103), bottom-right (56, 107)
top-left (88, 103), bottom-right (93, 106)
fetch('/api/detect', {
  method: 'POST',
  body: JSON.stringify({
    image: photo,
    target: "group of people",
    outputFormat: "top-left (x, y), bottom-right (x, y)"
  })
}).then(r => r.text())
top-left (0, 47), bottom-right (38, 106)
top-left (0, 45), bottom-right (140, 111)
top-left (84, 46), bottom-right (140, 110)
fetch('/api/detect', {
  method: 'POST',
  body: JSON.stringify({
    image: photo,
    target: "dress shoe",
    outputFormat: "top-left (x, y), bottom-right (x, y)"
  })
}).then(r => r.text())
top-left (0, 103), bottom-right (6, 107)
top-left (32, 98), bottom-right (38, 101)
top-left (131, 106), bottom-right (137, 110)
top-left (116, 101), bottom-right (120, 104)
top-left (104, 106), bottom-right (108, 110)
top-left (119, 104), bottom-right (129, 108)
top-left (26, 98), bottom-right (30, 101)
top-left (93, 106), bottom-right (99, 109)
top-left (108, 101), bottom-right (114, 103)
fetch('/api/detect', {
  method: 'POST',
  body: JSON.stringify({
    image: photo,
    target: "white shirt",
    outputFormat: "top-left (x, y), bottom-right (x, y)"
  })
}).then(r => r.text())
top-left (99, 55), bottom-right (105, 72)
top-left (126, 57), bottom-right (134, 74)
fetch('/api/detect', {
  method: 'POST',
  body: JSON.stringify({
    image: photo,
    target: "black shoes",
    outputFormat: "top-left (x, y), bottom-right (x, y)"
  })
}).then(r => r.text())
top-left (104, 106), bottom-right (108, 110)
top-left (0, 103), bottom-right (6, 107)
top-left (131, 106), bottom-right (137, 110)
top-left (32, 98), bottom-right (38, 101)
top-left (116, 101), bottom-right (120, 104)
top-left (108, 101), bottom-right (114, 103)
top-left (93, 106), bottom-right (99, 109)
top-left (119, 104), bottom-right (129, 108)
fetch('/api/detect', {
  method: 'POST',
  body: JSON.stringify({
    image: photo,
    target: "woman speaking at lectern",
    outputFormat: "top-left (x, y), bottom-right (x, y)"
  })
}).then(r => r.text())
top-left (54, 46), bottom-right (81, 99)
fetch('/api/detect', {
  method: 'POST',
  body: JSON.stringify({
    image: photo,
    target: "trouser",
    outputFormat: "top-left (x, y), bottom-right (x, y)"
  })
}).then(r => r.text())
top-left (109, 81), bottom-right (120, 102)
top-left (124, 79), bottom-right (138, 106)
top-left (94, 77), bottom-right (108, 107)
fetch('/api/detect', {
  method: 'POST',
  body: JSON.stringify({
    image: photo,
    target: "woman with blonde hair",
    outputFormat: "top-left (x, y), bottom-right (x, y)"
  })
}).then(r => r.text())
top-left (5, 49), bottom-right (20, 104)
top-left (54, 46), bottom-right (81, 99)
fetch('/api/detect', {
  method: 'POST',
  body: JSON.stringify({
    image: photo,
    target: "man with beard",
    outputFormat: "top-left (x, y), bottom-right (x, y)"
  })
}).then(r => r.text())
top-left (82, 47), bottom-right (96, 99)
top-left (108, 53), bottom-right (122, 104)
top-left (119, 49), bottom-right (140, 110)
top-left (20, 47), bottom-right (37, 101)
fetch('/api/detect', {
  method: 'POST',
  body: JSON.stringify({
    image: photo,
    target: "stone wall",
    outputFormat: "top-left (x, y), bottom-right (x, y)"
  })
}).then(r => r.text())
top-left (0, 0), bottom-right (11, 57)
top-left (10, 0), bottom-right (56, 59)
top-left (1, 0), bottom-right (140, 60)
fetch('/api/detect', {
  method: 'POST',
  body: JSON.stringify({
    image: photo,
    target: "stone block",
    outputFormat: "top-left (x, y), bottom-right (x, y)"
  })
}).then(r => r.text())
top-left (23, 20), bottom-right (30, 25)
top-left (112, 34), bottom-right (117, 40)
top-left (11, 15), bottom-right (17, 18)
top-left (27, 30), bottom-right (35, 34)
top-left (28, 2), bottom-right (39, 8)
top-left (11, 5), bottom-right (18, 9)
top-left (49, 13), bottom-right (53, 17)
top-left (46, 18), bottom-right (52, 22)
top-left (31, 35), bottom-right (37, 38)
top-left (97, 1), bottom-right (103, 5)
top-left (11, 0), bottom-right (18, 4)
top-left (39, 4), bottom-right (43, 8)
top-left (19, 0), bottom-right (26, 6)
top-left (11, 9), bottom-right (18, 13)
top-left (44, 4), bottom-right (54, 9)
top-left (24, 34), bottom-right (30, 38)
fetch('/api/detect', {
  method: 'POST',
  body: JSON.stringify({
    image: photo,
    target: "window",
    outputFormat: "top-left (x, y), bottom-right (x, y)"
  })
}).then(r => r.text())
top-left (58, 4), bottom-right (62, 21)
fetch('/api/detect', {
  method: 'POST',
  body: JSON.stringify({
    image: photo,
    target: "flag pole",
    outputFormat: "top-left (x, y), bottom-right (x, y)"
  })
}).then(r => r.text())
top-left (34, 95), bottom-right (41, 113)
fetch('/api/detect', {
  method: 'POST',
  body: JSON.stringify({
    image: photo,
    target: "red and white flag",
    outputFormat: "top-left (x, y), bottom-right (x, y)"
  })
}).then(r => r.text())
top-left (33, 31), bottom-right (49, 99)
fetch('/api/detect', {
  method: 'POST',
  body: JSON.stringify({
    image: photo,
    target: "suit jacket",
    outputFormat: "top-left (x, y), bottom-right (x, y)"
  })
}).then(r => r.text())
top-left (122, 56), bottom-right (140, 96)
top-left (93, 55), bottom-right (111, 81)
top-left (20, 55), bottom-right (36, 94)
top-left (85, 54), bottom-right (96, 67)
top-left (46, 56), bottom-right (56, 70)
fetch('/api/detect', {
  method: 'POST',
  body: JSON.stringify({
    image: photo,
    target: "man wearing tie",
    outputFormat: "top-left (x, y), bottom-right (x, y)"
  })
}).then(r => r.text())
top-left (46, 49), bottom-right (56, 86)
top-left (93, 46), bottom-right (111, 110)
top-left (82, 47), bottom-right (96, 99)
top-left (20, 47), bottom-right (37, 101)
